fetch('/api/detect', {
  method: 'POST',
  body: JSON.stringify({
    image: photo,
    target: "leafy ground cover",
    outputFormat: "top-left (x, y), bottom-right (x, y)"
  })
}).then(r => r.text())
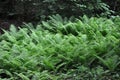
top-left (0, 15), bottom-right (120, 80)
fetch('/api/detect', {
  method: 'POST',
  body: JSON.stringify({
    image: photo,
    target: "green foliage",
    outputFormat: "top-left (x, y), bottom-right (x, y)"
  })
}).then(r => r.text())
top-left (0, 15), bottom-right (120, 79)
top-left (103, 0), bottom-right (120, 15)
top-left (36, 0), bottom-right (113, 19)
top-left (0, 0), bottom-right (114, 20)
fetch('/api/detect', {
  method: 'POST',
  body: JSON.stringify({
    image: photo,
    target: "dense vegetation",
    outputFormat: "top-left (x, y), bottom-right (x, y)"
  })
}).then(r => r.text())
top-left (0, 0), bottom-right (120, 80)
top-left (0, 15), bottom-right (120, 79)
top-left (0, 0), bottom-right (120, 21)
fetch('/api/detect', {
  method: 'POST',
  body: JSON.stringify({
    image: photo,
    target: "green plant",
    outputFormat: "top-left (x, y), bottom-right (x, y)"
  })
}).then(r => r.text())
top-left (0, 15), bottom-right (120, 79)
top-left (94, 55), bottom-right (120, 71)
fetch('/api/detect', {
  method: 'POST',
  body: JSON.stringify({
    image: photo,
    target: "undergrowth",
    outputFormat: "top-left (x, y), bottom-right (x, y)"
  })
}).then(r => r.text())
top-left (0, 15), bottom-right (120, 80)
